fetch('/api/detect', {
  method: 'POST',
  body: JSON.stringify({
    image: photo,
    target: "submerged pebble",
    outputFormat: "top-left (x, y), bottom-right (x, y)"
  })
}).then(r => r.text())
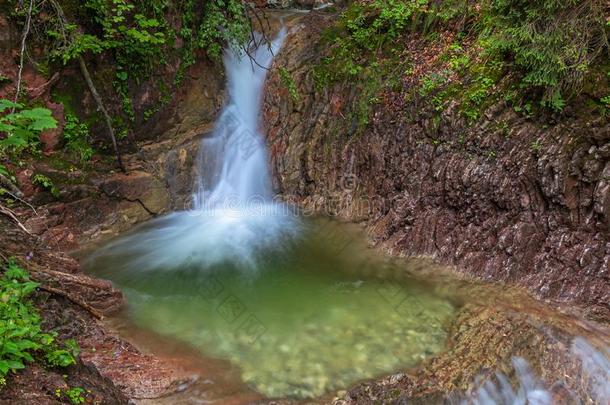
top-left (90, 219), bottom-right (457, 399)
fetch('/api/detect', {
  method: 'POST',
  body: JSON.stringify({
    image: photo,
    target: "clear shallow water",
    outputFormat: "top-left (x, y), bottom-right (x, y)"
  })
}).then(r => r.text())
top-left (83, 218), bottom-right (456, 399)
top-left (77, 19), bottom-right (610, 403)
top-left (79, 25), bottom-right (454, 400)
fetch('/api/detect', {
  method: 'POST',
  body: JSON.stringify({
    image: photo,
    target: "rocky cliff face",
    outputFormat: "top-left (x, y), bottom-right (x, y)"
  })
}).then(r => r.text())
top-left (15, 61), bottom-right (224, 251)
top-left (263, 13), bottom-right (610, 320)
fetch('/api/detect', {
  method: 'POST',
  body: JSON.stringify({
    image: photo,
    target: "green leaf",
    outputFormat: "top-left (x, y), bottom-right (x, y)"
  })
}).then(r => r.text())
top-left (0, 100), bottom-right (22, 113)
top-left (21, 108), bottom-right (57, 131)
top-left (0, 164), bottom-right (10, 177)
top-left (5, 263), bottom-right (29, 280)
top-left (5, 360), bottom-right (25, 370)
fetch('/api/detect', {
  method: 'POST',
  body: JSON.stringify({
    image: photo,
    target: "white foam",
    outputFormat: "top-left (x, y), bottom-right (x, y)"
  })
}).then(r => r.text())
top-left (86, 28), bottom-right (300, 273)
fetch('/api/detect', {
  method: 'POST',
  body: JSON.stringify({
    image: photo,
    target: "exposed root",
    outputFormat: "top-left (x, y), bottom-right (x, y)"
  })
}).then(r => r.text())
top-left (29, 72), bottom-right (60, 99)
top-left (35, 283), bottom-right (103, 320)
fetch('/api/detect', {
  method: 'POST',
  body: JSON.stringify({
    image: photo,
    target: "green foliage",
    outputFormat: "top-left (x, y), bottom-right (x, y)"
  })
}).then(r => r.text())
top-left (461, 74), bottom-right (496, 121)
top-left (31, 174), bottom-right (60, 198)
top-left (0, 99), bottom-right (57, 155)
top-left (63, 114), bottom-right (94, 162)
top-left (531, 139), bottom-right (541, 153)
top-left (76, 0), bottom-right (170, 120)
top-left (0, 164), bottom-right (12, 180)
top-left (176, 0), bottom-right (251, 83)
top-left (56, 386), bottom-right (90, 404)
top-left (0, 261), bottom-right (78, 382)
top-left (195, 0), bottom-right (250, 60)
top-left (478, 0), bottom-right (608, 107)
top-left (45, 338), bottom-right (79, 367)
top-left (47, 26), bottom-right (105, 65)
top-left (316, 0), bottom-right (608, 125)
top-left (313, 0), bottom-right (470, 129)
top-left (83, 0), bottom-right (168, 74)
top-left (279, 68), bottom-right (300, 103)
top-left (446, 43), bottom-right (471, 70)
top-left (0, 75), bottom-right (10, 85)
top-left (315, 0), bottom-right (472, 84)
top-left (419, 70), bottom-right (451, 96)
top-left (63, 387), bottom-right (88, 404)
top-left (26, 0), bottom-right (251, 125)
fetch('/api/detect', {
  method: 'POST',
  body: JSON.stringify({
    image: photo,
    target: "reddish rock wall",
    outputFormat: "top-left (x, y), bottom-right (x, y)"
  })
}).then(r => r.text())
top-left (263, 14), bottom-right (610, 320)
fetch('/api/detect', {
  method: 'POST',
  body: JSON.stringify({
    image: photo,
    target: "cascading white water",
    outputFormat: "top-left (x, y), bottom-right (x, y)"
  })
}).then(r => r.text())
top-left (194, 30), bottom-right (284, 209)
top-left (455, 337), bottom-right (610, 405)
top-left (87, 29), bottom-right (299, 272)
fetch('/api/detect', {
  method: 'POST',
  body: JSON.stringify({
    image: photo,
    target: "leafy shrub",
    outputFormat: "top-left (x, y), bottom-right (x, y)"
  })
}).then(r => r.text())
top-left (316, 0), bottom-right (429, 82)
top-left (56, 386), bottom-right (90, 404)
top-left (195, 0), bottom-right (250, 59)
top-left (31, 174), bottom-right (60, 198)
top-left (0, 99), bottom-right (57, 155)
top-left (65, 387), bottom-right (87, 404)
top-left (279, 68), bottom-right (300, 103)
top-left (63, 114), bottom-right (94, 162)
top-left (18, 0), bottom-right (252, 126)
top-left (175, 0), bottom-right (251, 84)
top-left (316, 0), bottom-right (608, 122)
top-left (0, 261), bottom-right (78, 383)
top-left (478, 0), bottom-right (608, 107)
top-left (419, 70), bottom-right (451, 96)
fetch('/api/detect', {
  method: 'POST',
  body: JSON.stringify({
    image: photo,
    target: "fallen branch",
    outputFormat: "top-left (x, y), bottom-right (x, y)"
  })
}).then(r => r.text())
top-left (0, 203), bottom-right (31, 235)
top-left (48, 0), bottom-right (126, 172)
top-left (0, 173), bottom-right (38, 215)
top-left (0, 172), bottom-right (23, 198)
top-left (1, 188), bottom-right (38, 215)
top-left (77, 56), bottom-right (125, 172)
top-left (12, 0), bottom-right (34, 112)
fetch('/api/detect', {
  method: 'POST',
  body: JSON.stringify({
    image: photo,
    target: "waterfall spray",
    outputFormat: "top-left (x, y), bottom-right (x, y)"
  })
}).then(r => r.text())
top-left (86, 28), bottom-right (299, 273)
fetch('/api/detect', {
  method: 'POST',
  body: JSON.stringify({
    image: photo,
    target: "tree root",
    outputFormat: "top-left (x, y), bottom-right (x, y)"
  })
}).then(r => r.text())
top-left (36, 283), bottom-right (103, 320)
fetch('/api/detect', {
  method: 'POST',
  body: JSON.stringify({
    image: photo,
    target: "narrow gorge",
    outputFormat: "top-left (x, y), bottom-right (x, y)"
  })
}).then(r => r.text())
top-left (0, 1), bottom-right (608, 404)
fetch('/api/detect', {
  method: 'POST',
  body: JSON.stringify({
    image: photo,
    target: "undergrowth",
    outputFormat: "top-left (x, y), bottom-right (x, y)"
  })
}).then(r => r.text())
top-left (7, 0), bottom-right (253, 148)
top-left (0, 261), bottom-right (79, 385)
top-left (314, 0), bottom-right (609, 130)
top-left (0, 100), bottom-right (57, 156)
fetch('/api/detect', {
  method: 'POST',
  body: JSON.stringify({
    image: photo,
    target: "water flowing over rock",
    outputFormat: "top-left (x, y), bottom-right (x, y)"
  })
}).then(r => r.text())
top-left (85, 28), bottom-right (299, 273)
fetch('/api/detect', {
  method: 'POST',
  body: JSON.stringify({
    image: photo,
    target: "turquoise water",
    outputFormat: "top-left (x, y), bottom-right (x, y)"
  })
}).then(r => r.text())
top-left (84, 218), bottom-right (455, 399)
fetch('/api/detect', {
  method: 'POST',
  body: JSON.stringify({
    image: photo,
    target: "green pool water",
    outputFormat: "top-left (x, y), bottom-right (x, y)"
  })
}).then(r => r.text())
top-left (84, 218), bottom-right (455, 399)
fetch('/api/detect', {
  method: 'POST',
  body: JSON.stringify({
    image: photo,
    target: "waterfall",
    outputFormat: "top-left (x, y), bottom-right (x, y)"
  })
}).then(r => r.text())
top-left (86, 29), bottom-right (299, 273)
top-left (194, 29), bottom-right (285, 209)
